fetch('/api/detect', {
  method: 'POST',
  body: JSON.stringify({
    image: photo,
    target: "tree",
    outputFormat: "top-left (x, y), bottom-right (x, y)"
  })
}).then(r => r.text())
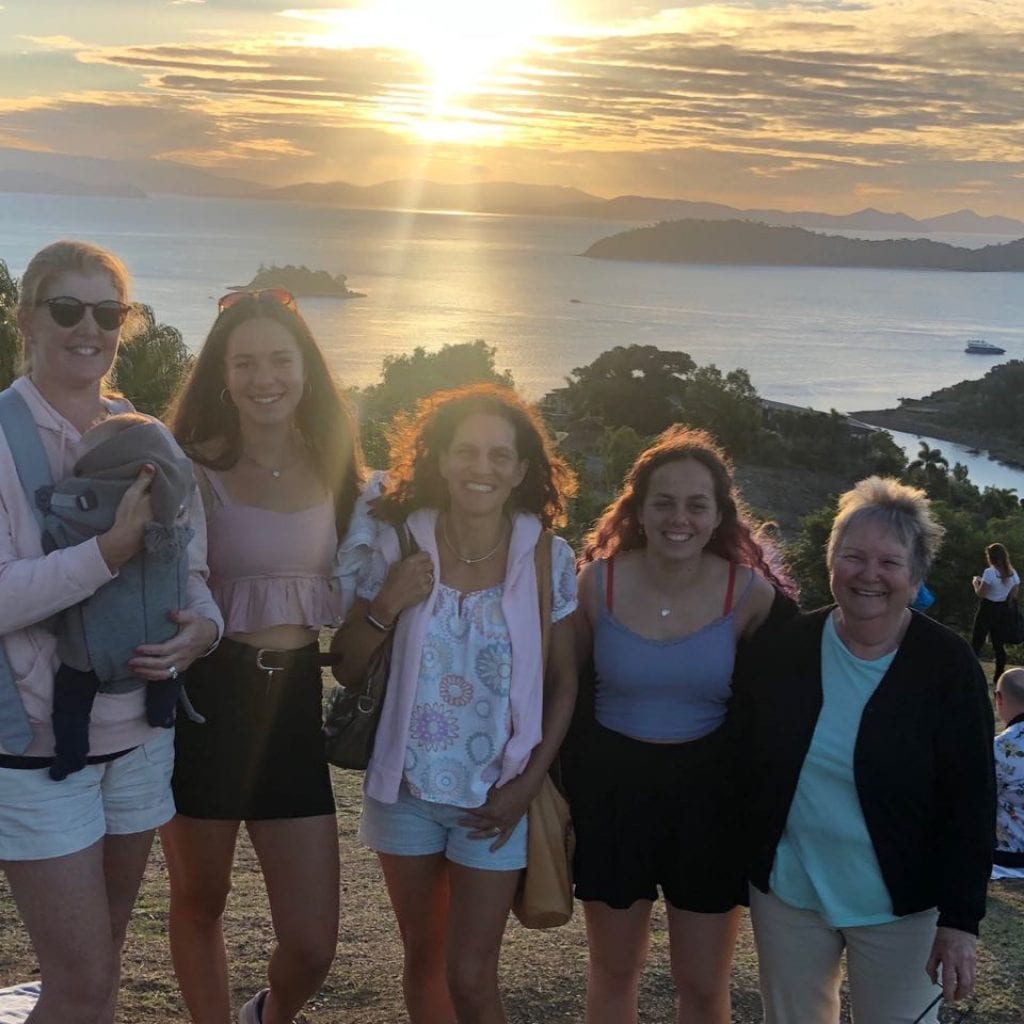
top-left (598, 424), bottom-right (646, 492)
top-left (864, 431), bottom-right (907, 477)
top-left (564, 344), bottom-right (695, 434)
top-left (110, 305), bottom-right (194, 417)
top-left (907, 441), bottom-right (949, 477)
top-left (0, 259), bottom-right (20, 391)
top-left (676, 364), bottom-right (761, 455)
top-left (358, 339), bottom-right (514, 467)
top-left (787, 499), bottom-right (837, 611)
top-left (905, 441), bottom-right (951, 498)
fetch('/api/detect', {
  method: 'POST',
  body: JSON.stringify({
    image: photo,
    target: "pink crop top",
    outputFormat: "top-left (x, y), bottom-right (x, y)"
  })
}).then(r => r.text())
top-left (202, 469), bottom-right (341, 633)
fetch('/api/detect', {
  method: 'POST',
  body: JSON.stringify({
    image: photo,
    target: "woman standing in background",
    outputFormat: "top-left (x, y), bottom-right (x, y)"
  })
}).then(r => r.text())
top-left (971, 542), bottom-right (1020, 680)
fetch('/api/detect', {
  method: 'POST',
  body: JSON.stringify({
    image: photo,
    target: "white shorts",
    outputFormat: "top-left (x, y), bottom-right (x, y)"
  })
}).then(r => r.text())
top-left (0, 730), bottom-right (175, 861)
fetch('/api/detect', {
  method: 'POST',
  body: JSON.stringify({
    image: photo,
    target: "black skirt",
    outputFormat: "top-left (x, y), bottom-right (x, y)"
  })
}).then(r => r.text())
top-left (565, 719), bottom-right (744, 914)
top-left (172, 639), bottom-right (335, 821)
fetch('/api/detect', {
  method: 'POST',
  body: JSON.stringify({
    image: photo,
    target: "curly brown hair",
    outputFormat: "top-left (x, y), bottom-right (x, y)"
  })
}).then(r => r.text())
top-left (374, 383), bottom-right (576, 529)
top-left (164, 293), bottom-right (363, 538)
top-left (581, 424), bottom-right (792, 592)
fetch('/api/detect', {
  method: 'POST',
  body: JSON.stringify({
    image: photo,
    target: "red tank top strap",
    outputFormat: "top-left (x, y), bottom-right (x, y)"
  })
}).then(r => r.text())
top-left (605, 557), bottom-right (615, 612)
top-left (723, 562), bottom-right (737, 615)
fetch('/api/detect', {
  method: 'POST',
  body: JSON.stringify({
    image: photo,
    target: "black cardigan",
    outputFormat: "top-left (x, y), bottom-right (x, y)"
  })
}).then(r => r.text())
top-left (731, 606), bottom-right (996, 935)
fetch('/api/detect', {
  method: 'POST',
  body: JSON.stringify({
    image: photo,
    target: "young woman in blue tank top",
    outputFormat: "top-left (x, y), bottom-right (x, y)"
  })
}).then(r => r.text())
top-left (564, 426), bottom-right (793, 1024)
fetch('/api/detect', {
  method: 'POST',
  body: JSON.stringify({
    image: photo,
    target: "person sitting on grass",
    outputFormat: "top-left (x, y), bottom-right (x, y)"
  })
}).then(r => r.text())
top-left (993, 667), bottom-right (1024, 882)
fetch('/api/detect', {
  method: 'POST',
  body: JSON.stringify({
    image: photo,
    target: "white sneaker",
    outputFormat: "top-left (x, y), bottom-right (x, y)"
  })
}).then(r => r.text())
top-left (238, 988), bottom-right (268, 1024)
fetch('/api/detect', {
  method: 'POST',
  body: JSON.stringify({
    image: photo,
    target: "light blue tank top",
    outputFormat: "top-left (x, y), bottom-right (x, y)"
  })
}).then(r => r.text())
top-left (593, 558), bottom-right (752, 742)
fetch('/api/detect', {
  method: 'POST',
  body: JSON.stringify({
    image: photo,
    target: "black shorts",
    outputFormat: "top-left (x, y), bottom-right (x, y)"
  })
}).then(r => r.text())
top-left (566, 720), bottom-right (744, 913)
top-left (172, 639), bottom-right (335, 821)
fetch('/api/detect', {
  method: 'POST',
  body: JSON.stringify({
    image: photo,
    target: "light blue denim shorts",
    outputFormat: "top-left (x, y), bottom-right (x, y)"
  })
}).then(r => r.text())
top-left (360, 785), bottom-right (527, 871)
top-left (0, 730), bottom-right (175, 861)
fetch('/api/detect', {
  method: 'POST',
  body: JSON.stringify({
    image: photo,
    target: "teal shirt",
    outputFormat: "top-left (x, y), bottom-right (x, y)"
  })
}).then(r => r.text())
top-left (769, 613), bottom-right (898, 926)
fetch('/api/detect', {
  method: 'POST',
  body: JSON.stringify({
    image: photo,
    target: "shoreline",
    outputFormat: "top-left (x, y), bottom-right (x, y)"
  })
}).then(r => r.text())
top-left (850, 408), bottom-right (1024, 470)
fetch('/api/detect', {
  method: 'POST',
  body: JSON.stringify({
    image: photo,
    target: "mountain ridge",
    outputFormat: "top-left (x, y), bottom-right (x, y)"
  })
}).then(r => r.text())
top-left (0, 148), bottom-right (1021, 235)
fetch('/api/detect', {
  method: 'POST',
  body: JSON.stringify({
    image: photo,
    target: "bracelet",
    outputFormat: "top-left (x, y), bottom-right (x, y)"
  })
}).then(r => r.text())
top-left (365, 611), bottom-right (395, 632)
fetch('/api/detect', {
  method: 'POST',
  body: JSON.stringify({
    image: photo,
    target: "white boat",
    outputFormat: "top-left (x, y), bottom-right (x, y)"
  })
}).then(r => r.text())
top-left (965, 339), bottom-right (1005, 355)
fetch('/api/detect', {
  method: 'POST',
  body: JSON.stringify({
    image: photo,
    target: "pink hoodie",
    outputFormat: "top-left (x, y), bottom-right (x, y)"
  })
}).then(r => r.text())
top-left (365, 508), bottom-right (546, 804)
top-left (0, 377), bottom-right (223, 757)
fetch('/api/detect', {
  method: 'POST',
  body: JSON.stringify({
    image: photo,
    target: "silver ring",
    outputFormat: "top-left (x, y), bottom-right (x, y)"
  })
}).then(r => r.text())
top-left (168, 665), bottom-right (179, 680)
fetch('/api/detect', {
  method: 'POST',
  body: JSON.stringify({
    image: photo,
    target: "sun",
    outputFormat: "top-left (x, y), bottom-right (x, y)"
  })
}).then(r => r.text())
top-left (393, 0), bottom-right (551, 103)
top-left (295, 0), bottom-right (561, 143)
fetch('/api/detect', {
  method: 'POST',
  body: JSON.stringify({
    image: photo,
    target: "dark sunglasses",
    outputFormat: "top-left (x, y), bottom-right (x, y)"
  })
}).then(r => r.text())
top-left (217, 288), bottom-right (297, 314)
top-left (36, 296), bottom-right (132, 332)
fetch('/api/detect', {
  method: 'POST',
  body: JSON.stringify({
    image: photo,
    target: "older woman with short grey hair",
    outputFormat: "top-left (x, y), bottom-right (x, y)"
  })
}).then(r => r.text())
top-left (731, 476), bottom-right (995, 1024)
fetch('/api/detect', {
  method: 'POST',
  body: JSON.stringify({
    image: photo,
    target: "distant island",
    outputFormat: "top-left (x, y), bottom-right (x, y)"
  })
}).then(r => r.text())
top-left (583, 219), bottom-right (1024, 271)
top-left (853, 361), bottom-right (1024, 468)
top-left (228, 263), bottom-right (365, 298)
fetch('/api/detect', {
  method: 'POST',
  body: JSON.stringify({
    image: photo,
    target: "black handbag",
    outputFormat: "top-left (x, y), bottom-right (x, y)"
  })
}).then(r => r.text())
top-left (1002, 598), bottom-right (1024, 645)
top-left (323, 522), bottom-right (418, 770)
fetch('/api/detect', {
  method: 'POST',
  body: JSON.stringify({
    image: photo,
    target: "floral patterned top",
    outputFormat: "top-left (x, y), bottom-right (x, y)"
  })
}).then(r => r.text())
top-left (357, 536), bottom-right (577, 807)
top-left (994, 716), bottom-right (1024, 879)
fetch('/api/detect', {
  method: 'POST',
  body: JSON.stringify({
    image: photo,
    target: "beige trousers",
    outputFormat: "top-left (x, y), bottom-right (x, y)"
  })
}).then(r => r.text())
top-left (749, 886), bottom-right (941, 1024)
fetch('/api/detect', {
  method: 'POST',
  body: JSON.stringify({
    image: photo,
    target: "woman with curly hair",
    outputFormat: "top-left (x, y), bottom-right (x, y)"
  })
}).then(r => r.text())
top-left (566, 425), bottom-right (789, 1024)
top-left (331, 382), bottom-right (578, 1024)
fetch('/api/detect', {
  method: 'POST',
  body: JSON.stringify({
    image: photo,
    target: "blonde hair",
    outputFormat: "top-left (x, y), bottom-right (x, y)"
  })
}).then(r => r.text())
top-left (15, 240), bottom-right (142, 375)
top-left (827, 476), bottom-right (945, 583)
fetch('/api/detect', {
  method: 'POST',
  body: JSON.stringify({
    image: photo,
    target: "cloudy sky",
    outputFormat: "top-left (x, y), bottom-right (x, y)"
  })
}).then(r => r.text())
top-left (2, 0), bottom-right (1023, 216)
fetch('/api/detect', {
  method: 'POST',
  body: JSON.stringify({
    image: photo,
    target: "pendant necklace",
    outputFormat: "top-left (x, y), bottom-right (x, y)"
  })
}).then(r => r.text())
top-left (241, 448), bottom-right (301, 479)
top-left (442, 516), bottom-right (508, 565)
top-left (659, 606), bottom-right (671, 618)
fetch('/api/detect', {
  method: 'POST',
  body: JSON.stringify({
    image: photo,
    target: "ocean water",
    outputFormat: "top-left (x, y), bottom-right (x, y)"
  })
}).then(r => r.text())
top-left (2, 192), bottom-right (1022, 489)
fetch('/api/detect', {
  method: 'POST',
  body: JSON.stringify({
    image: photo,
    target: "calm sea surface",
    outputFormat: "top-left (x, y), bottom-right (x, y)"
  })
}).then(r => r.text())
top-left (2, 192), bottom-right (1021, 490)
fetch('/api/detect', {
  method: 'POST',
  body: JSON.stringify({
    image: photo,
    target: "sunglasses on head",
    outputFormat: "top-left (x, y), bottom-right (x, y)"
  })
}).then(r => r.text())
top-left (36, 296), bottom-right (132, 332)
top-left (217, 288), bottom-right (297, 314)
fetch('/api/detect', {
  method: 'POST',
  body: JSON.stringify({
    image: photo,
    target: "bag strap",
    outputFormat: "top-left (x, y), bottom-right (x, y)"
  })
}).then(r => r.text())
top-left (0, 389), bottom-right (53, 533)
top-left (397, 518), bottom-right (419, 560)
top-left (534, 530), bottom-right (553, 669)
top-left (320, 517), bottom-right (418, 669)
top-left (0, 388), bottom-right (51, 753)
top-left (192, 464), bottom-right (217, 518)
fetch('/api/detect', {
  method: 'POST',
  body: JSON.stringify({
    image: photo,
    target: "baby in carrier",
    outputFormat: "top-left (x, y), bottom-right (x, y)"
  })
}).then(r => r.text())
top-left (43, 412), bottom-right (195, 780)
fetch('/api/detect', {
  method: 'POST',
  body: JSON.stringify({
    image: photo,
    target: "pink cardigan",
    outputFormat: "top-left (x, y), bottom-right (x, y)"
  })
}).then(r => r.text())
top-left (0, 377), bottom-right (223, 757)
top-left (365, 509), bottom-right (545, 804)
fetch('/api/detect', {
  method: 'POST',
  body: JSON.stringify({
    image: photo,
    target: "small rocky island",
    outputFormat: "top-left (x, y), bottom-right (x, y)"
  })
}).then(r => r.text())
top-left (583, 219), bottom-right (1024, 272)
top-left (229, 263), bottom-right (366, 298)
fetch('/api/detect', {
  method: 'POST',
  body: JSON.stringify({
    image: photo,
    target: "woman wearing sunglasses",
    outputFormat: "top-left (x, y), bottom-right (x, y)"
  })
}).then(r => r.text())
top-left (0, 240), bottom-right (222, 1024)
top-left (161, 289), bottom-right (363, 1024)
